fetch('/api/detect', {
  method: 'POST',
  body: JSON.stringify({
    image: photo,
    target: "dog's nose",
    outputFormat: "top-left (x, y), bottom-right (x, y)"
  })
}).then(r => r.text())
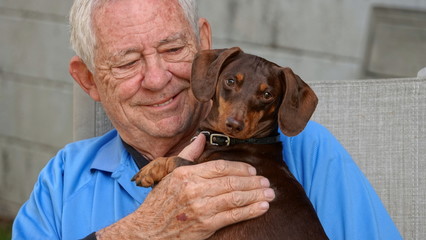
top-left (226, 117), bottom-right (244, 132)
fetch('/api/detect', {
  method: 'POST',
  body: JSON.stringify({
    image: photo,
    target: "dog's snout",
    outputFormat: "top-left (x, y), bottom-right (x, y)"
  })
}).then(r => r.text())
top-left (226, 117), bottom-right (244, 132)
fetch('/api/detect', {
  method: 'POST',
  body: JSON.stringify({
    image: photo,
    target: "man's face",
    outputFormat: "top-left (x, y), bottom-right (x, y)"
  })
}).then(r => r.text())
top-left (91, 0), bottom-right (208, 140)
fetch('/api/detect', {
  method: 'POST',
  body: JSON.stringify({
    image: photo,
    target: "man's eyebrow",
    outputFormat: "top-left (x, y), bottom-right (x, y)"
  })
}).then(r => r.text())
top-left (111, 48), bottom-right (140, 58)
top-left (158, 33), bottom-right (187, 45)
top-left (110, 33), bottom-right (188, 58)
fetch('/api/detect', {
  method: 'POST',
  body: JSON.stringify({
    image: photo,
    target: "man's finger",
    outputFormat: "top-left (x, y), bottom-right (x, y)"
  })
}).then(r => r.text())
top-left (203, 176), bottom-right (272, 197)
top-left (178, 133), bottom-right (206, 161)
top-left (185, 160), bottom-right (257, 179)
top-left (209, 187), bottom-right (275, 212)
top-left (207, 201), bottom-right (270, 231)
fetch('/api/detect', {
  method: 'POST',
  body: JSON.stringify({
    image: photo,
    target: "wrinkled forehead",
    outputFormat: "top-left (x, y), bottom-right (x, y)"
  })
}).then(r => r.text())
top-left (92, 0), bottom-right (194, 47)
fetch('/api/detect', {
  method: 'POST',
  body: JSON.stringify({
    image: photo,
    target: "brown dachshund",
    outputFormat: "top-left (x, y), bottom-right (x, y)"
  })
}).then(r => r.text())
top-left (132, 47), bottom-right (328, 239)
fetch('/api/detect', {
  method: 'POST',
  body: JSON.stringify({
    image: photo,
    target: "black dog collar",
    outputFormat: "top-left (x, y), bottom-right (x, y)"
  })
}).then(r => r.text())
top-left (196, 131), bottom-right (281, 147)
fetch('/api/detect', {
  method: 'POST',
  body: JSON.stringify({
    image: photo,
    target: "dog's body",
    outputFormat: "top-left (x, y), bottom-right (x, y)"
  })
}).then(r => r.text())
top-left (195, 139), bottom-right (326, 240)
top-left (133, 47), bottom-right (328, 239)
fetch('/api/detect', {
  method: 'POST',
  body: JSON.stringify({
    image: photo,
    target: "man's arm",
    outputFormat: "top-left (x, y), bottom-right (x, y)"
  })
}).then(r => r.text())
top-left (12, 155), bottom-right (64, 239)
top-left (14, 134), bottom-right (275, 240)
top-left (95, 134), bottom-right (275, 240)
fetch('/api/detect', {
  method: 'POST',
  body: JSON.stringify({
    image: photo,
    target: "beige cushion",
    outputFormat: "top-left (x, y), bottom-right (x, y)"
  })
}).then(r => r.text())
top-left (310, 77), bottom-right (426, 239)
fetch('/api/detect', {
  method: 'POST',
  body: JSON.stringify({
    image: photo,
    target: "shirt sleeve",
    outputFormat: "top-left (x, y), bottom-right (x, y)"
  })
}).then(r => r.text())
top-left (12, 151), bottom-right (65, 240)
top-left (281, 121), bottom-right (402, 240)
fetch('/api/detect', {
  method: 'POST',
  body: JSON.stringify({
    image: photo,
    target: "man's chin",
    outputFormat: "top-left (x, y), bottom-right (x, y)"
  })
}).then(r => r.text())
top-left (149, 119), bottom-right (191, 138)
top-left (134, 104), bottom-right (201, 139)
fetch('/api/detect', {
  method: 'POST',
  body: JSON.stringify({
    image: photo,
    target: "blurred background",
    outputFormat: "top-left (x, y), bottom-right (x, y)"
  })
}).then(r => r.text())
top-left (0, 0), bottom-right (425, 236)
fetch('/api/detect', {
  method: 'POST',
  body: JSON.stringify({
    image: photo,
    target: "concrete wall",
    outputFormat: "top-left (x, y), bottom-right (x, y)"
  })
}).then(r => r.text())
top-left (199, 0), bottom-right (426, 81)
top-left (0, 0), bottom-right (425, 220)
top-left (0, 0), bottom-right (74, 218)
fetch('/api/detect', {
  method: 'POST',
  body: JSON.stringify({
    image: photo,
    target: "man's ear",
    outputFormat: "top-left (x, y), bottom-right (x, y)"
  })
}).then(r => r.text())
top-left (69, 56), bottom-right (101, 102)
top-left (198, 18), bottom-right (212, 50)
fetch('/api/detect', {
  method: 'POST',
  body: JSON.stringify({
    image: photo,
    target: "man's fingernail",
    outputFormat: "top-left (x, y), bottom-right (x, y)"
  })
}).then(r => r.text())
top-left (260, 178), bottom-right (270, 187)
top-left (264, 188), bottom-right (275, 200)
top-left (190, 134), bottom-right (199, 142)
top-left (248, 166), bottom-right (257, 175)
top-left (259, 201), bottom-right (269, 210)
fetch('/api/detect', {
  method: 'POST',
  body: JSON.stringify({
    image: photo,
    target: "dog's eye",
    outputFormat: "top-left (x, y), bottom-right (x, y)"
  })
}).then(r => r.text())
top-left (225, 79), bottom-right (236, 87)
top-left (263, 91), bottom-right (273, 100)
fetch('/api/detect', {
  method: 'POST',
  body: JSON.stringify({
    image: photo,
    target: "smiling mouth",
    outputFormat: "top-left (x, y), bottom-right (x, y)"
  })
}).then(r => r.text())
top-left (152, 97), bottom-right (174, 107)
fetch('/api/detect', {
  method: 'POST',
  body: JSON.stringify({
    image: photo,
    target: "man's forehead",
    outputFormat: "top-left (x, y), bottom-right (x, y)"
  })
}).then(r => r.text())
top-left (92, 0), bottom-right (195, 58)
top-left (93, 0), bottom-right (189, 33)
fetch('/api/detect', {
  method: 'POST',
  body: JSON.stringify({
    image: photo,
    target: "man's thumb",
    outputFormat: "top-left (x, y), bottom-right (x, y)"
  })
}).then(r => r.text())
top-left (178, 134), bottom-right (206, 161)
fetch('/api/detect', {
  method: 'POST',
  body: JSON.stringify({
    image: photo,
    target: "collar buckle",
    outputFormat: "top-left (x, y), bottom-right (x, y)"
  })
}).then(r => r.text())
top-left (199, 131), bottom-right (231, 146)
top-left (209, 133), bottom-right (231, 146)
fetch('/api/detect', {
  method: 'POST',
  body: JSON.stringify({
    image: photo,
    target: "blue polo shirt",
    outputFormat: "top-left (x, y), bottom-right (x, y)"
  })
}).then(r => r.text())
top-left (12, 121), bottom-right (402, 239)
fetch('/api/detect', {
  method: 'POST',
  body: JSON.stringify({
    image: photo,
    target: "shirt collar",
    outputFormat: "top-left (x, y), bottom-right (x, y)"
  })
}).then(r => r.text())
top-left (90, 130), bottom-right (127, 173)
top-left (121, 139), bottom-right (150, 169)
top-left (89, 129), bottom-right (152, 203)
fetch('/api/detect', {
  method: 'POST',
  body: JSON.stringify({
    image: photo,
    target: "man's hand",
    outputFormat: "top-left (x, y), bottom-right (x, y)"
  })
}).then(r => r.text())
top-left (96, 134), bottom-right (275, 239)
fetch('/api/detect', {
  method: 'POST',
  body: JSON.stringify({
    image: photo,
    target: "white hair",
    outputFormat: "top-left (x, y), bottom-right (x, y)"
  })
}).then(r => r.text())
top-left (69, 0), bottom-right (199, 72)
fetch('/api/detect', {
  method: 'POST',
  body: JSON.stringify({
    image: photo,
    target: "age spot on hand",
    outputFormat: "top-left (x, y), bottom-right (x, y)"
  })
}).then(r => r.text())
top-left (176, 213), bottom-right (188, 221)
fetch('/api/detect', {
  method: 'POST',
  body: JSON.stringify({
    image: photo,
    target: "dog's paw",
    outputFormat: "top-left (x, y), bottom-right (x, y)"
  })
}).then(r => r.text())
top-left (131, 172), bottom-right (154, 187)
top-left (131, 156), bottom-right (192, 187)
top-left (131, 161), bottom-right (165, 187)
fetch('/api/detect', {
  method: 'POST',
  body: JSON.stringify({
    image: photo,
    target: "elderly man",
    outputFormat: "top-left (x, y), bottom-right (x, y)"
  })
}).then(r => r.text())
top-left (13, 0), bottom-right (401, 239)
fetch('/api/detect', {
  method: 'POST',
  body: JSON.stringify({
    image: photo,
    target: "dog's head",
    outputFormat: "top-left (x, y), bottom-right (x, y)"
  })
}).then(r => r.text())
top-left (191, 47), bottom-right (318, 138)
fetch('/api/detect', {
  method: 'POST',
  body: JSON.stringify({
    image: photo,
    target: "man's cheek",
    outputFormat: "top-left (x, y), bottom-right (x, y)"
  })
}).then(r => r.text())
top-left (169, 62), bottom-right (193, 81)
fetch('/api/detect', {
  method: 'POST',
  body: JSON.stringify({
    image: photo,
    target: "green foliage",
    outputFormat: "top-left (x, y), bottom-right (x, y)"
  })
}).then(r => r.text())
top-left (0, 219), bottom-right (12, 240)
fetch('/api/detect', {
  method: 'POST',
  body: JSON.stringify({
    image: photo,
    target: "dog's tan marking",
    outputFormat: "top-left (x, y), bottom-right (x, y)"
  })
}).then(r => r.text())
top-left (267, 105), bottom-right (277, 115)
top-left (218, 97), bottom-right (233, 128)
top-left (217, 96), bottom-right (254, 138)
top-left (259, 83), bottom-right (269, 92)
top-left (236, 73), bottom-right (244, 84)
top-left (246, 110), bottom-right (265, 137)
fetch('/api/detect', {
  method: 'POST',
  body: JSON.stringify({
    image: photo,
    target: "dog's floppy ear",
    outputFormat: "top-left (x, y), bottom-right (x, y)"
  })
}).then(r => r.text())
top-left (278, 67), bottom-right (318, 136)
top-left (191, 47), bottom-right (242, 102)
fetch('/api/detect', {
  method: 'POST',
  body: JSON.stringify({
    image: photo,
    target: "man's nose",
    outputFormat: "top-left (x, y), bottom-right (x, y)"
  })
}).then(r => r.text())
top-left (141, 55), bottom-right (172, 91)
